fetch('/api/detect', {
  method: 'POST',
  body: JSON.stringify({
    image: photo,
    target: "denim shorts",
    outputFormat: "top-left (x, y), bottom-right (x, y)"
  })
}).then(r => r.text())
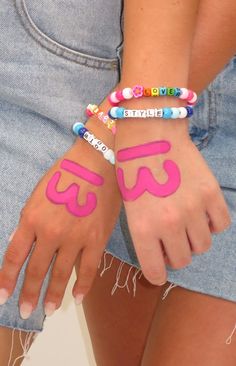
top-left (0, 0), bottom-right (236, 336)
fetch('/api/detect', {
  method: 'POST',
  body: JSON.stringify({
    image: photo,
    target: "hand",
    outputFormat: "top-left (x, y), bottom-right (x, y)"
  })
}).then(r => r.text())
top-left (115, 114), bottom-right (231, 286)
top-left (0, 119), bottom-right (120, 319)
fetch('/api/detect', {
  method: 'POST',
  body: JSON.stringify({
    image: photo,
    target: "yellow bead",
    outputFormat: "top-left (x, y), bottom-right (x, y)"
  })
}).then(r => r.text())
top-left (151, 88), bottom-right (159, 96)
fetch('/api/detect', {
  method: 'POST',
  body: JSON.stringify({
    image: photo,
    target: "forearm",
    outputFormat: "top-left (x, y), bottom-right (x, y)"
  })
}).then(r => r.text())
top-left (121, 0), bottom-right (200, 86)
top-left (189, 0), bottom-right (236, 93)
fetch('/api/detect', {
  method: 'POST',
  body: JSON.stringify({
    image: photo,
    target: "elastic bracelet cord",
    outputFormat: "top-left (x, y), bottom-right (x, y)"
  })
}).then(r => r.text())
top-left (72, 122), bottom-right (115, 165)
top-left (86, 104), bottom-right (117, 135)
top-left (108, 106), bottom-right (194, 120)
top-left (108, 86), bottom-right (198, 106)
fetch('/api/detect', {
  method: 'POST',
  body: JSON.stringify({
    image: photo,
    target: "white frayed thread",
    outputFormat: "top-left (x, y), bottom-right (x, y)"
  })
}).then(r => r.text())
top-left (99, 251), bottom-right (115, 277)
top-left (225, 323), bottom-right (236, 345)
top-left (162, 282), bottom-right (178, 300)
top-left (8, 328), bottom-right (35, 366)
top-left (99, 251), bottom-right (142, 297)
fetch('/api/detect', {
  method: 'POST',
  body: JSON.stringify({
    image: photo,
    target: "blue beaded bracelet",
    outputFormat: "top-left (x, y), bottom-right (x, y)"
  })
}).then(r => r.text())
top-left (108, 106), bottom-right (194, 120)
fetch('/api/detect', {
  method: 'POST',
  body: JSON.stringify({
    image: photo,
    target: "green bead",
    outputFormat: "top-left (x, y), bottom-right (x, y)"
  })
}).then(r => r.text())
top-left (167, 88), bottom-right (175, 96)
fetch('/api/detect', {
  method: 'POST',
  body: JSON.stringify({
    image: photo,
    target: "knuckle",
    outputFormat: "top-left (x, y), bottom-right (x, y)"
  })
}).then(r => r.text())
top-left (161, 210), bottom-right (180, 227)
top-left (5, 247), bottom-right (22, 266)
top-left (22, 212), bottom-right (37, 227)
top-left (201, 182), bottom-right (219, 199)
top-left (44, 226), bottom-right (62, 240)
top-left (26, 265), bottom-right (44, 281)
top-left (52, 268), bottom-right (69, 282)
top-left (79, 265), bottom-right (95, 282)
top-left (171, 256), bottom-right (192, 269)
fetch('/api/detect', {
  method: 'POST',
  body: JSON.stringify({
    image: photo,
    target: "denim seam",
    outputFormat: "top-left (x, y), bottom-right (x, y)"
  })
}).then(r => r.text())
top-left (15, 0), bottom-right (118, 71)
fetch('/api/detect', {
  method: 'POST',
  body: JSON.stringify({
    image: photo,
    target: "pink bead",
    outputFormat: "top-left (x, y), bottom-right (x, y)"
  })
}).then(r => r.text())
top-left (179, 88), bottom-right (189, 100)
top-left (86, 107), bottom-right (94, 117)
top-left (111, 126), bottom-right (117, 135)
top-left (116, 90), bottom-right (125, 101)
top-left (108, 92), bottom-right (120, 106)
top-left (188, 92), bottom-right (198, 105)
top-left (186, 90), bottom-right (194, 102)
top-left (132, 85), bottom-right (144, 98)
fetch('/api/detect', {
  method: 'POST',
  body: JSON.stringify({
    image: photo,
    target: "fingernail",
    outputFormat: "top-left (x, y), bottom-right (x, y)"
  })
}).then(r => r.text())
top-left (8, 228), bottom-right (17, 242)
top-left (75, 294), bottom-right (84, 305)
top-left (44, 302), bottom-right (56, 317)
top-left (0, 288), bottom-right (9, 305)
top-left (20, 302), bottom-right (33, 319)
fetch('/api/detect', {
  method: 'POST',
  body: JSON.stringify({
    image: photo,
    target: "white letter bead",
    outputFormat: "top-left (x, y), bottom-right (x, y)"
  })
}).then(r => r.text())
top-left (155, 109), bottom-right (163, 118)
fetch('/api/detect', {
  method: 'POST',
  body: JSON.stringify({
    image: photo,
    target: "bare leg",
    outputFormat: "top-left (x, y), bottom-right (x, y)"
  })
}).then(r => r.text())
top-left (141, 286), bottom-right (236, 366)
top-left (81, 253), bottom-right (167, 366)
top-left (0, 326), bottom-right (36, 366)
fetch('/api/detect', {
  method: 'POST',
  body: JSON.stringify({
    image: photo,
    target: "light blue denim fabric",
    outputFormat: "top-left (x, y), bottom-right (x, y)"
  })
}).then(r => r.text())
top-left (0, 0), bottom-right (235, 334)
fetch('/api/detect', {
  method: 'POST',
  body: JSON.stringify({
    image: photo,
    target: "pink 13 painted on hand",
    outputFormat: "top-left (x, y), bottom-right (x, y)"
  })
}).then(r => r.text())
top-left (116, 141), bottom-right (181, 201)
top-left (46, 159), bottom-right (104, 217)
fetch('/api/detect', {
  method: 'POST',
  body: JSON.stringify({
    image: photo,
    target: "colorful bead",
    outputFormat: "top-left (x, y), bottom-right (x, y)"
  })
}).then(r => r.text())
top-left (132, 85), bottom-right (144, 98)
top-left (174, 88), bottom-right (181, 97)
top-left (163, 108), bottom-right (172, 119)
top-left (179, 88), bottom-right (189, 100)
top-left (188, 92), bottom-right (198, 105)
top-left (159, 87), bottom-right (167, 96)
top-left (144, 88), bottom-right (152, 97)
top-left (186, 106), bottom-right (193, 117)
top-left (116, 90), bottom-right (125, 102)
top-left (151, 88), bottom-right (159, 96)
top-left (178, 107), bottom-right (188, 118)
top-left (122, 87), bottom-right (133, 100)
top-left (108, 92), bottom-right (120, 105)
top-left (86, 104), bottom-right (116, 134)
top-left (167, 88), bottom-right (175, 96)
top-left (171, 107), bottom-right (180, 119)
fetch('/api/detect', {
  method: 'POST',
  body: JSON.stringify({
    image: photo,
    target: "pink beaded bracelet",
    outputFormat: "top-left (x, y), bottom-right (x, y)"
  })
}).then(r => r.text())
top-left (108, 86), bottom-right (197, 106)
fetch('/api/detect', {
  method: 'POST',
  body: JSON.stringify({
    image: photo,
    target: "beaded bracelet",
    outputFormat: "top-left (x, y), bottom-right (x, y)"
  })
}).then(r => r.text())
top-left (72, 122), bottom-right (115, 165)
top-left (86, 104), bottom-right (117, 135)
top-left (108, 106), bottom-right (193, 120)
top-left (108, 86), bottom-right (197, 106)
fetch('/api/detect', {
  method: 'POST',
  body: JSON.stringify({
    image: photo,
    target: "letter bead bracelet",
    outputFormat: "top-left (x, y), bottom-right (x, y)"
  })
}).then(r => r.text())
top-left (108, 106), bottom-right (193, 120)
top-left (108, 86), bottom-right (198, 106)
top-left (72, 122), bottom-right (115, 165)
top-left (86, 104), bottom-right (116, 135)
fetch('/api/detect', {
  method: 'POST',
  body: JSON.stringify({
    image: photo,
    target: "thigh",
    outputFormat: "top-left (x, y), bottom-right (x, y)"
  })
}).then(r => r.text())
top-left (141, 286), bottom-right (236, 366)
top-left (81, 253), bottom-right (167, 366)
top-left (0, 326), bottom-right (36, 366)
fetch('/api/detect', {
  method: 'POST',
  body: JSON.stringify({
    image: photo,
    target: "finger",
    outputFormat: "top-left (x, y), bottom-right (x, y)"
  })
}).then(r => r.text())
top-left (18, 239), bottom-right (56, 319)
top-left (186, 212), bottom-right (212, 254)
top-left (162, 229), bottom-right (192, 270)
top-left (0, 221), bottom-right (36, 304)
top-left (72, 246), bottom-right (104, 304)
top-left (133, 236), bottom-right (167, 286)
top-left (44, 245), bottom-right (79, 315)
top-left (206, 193), bottom-right (231, 233)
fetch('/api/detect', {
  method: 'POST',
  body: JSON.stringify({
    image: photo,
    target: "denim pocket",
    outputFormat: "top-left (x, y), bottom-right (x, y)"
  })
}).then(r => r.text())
top-left (188, 88), bottom-right (219, 151)
top-left (15, 0), bottom-right (122, 70)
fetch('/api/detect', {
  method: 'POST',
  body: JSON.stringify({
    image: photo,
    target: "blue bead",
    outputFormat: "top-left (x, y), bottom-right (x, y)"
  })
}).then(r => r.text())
top-left (72, 122), bottom-right (85, 136)
top-left (174, 88), bottom-right (181, 97)
top-left (108, 107), bottom-right (118, 119)
top-left (116, 107), bottom-right (125, 119)
top-left (78, 127), bottom-right (87, 137)
top-left (186, 106), bottom-right (194, 117)
top-left (163, 108), bottom-right (172, 119)
top-left (159, 87), bottom-right (167, 96)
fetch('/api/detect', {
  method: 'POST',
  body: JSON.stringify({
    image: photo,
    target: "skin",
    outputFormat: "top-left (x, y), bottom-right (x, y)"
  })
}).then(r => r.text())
top-left (0, 0), bottom-right (236, 364)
